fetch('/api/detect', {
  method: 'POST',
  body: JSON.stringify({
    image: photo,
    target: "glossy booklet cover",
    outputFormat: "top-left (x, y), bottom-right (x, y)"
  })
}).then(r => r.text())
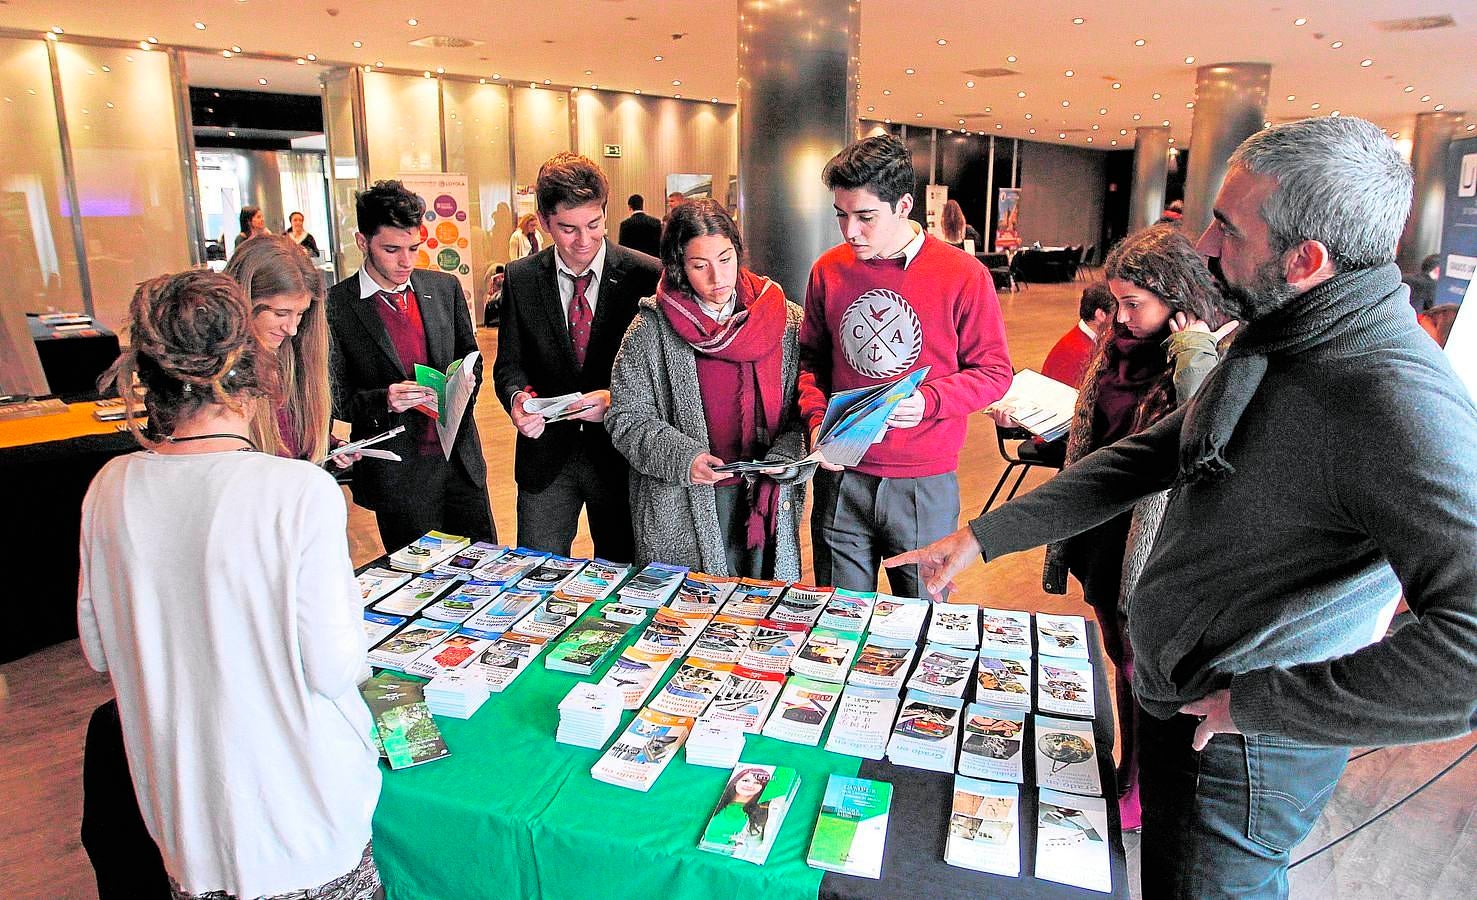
top-left (806, 775), bottom-right (893, 879)
top-left (698, 764), bottom-right (801, 865)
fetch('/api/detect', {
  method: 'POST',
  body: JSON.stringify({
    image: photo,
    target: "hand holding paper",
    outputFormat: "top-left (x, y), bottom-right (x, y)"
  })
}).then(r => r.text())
top-left (414, 351), bottom-right (480, 460)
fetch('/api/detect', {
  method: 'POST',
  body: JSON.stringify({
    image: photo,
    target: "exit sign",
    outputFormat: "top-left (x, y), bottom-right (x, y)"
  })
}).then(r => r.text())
top-left (603, 144), bottom-right (623, 158)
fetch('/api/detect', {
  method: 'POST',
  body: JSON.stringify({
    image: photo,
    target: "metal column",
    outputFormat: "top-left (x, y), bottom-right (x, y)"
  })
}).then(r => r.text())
top-left (737, 0), bottom-right (860, 301)
top-left (1127, 126), bottom-right (1170, 234)
top-left (1180, 63), bottom-right (1271, 238)
top-left (1397, 110), bottom-right (1463, 271)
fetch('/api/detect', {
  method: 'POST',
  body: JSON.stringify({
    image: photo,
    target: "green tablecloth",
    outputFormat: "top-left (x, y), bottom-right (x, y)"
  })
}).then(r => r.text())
top-left (372, 602), bottom-right (863, 900)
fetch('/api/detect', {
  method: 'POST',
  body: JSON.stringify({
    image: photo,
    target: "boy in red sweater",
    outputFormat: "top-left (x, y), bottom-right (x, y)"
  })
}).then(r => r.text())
top-left (799, 134), bottom-right (1012, 595)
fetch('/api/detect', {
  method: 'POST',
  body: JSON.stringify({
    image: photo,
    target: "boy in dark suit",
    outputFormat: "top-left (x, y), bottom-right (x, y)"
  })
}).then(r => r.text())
top-left (617, 194), bottom-right (662, 259)
top-left (327, 180), bottom-right (495, 551)
top-left (493, 154), bottom-right (660, 561)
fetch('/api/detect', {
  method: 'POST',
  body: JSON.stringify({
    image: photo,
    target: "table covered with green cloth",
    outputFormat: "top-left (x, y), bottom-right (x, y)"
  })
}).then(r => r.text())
top-left (369, 584), bottom-right (1125, 900)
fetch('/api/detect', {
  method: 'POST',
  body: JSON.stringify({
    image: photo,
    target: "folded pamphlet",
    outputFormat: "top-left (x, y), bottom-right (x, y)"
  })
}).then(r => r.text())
top-left (698, 764), bottom-right (801, 865)
top-left (946, 776), bottom-right (1021, 877)
top-left (1034, 714), bottom-right (1102, 796)
top-left (590, 708), bottom-right (693, 792)
top-left (1037, 656), bottom-right (1095, 719)
top-left (414, 350), bottom-right (479, 459)
top-left (887, 690), bottom-right (964, 772)
top-left (806, 775), bottom-right (892, 879)
top-left (359, 672), bottom-right (450, 769)
top-left (993, 369), bottom-right (1077, 443)
top-left (1034, 788), bottom-right (1112, 893)
top-left (824, 684), bottom-right (900, 760)
top-left (958, 702), bottom-right (1027, 783)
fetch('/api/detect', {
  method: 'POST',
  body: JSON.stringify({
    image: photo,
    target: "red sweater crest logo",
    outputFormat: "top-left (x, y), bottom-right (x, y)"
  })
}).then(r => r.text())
top-left (839, 289), bottom-right (923, 378)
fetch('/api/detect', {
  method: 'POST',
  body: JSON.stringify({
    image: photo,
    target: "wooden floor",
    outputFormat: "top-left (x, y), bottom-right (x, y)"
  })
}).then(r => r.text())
top-left (2, 276), bottom-right (1471, 899)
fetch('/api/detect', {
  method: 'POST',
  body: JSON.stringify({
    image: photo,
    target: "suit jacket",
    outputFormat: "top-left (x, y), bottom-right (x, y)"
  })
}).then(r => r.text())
top-left (493, 240), bottom-right (660, 492)
top-left (326, 268), bottom-right (487, 509)
top-left (617, 211), bottom-right (662, 259)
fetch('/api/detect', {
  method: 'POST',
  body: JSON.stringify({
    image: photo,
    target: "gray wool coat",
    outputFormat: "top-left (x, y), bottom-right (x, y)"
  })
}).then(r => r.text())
top-left (606, 296), bottom-right (814, 579)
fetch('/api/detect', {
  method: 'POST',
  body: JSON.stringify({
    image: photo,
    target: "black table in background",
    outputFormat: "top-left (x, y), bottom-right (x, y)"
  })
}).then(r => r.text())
top-left (27, 316), bottom-right (120, 401)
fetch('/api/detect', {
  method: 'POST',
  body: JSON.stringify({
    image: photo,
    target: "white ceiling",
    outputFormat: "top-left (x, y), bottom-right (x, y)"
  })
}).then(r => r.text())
top-left (4, 0), bottom-right (1473, 147)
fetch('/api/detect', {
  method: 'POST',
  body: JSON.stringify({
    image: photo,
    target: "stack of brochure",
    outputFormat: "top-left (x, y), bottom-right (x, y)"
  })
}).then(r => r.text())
top-left (818, 588), bottom-right (876, 632)
top-left (356, 566), bottom-right (411, 606)
top-left (367, 618), bottom-right (458, 671)
top-left (513, 555), bottom-right (587, 592)
top-left (685, 715), bottom-right (747, 768)
top-left (472, 633), bottom-right (548, 692)
top-left (946, 776), bottom-right (1021, 877)
top-left (420, 579), bottom-right (503, 624)
top-left (544, 617), bottom-right (632, 675)
top-left (723, 578), bottom-right (787, 619)
top-left (906, 643), bottom-right (975, 697)
top-left (927, 602), bottom-right (980, 648)
top-left (406, 627), bottom-right (502, 679)
top-left (470, 547), bottom-right (548, 585)
top-left (423, 669), bottom-right (490, 719)
top-left (389, 531), bottom-right (470, 573)
top-left (887, 690), bottom-right (964, 772)
top-left (563, 559), bottom-right (632, 601)
top-left (595, 646), bottom-right (675, 709)
top-left (847, 636), bottom-right (916, 692)
top-left (1034, 714), bottom-right (1102, 796)
top-left (698, 764), bottom-right (801, 865)
top-left (705, 665), bottom-right (786, 733)
top-left (824, 684), bottom-right (900, 760)
top-left (1034, 788), bottom-right (1112, 893)
top-left (648, 657), bottom-right (734, 717)
top-left (806, 775), bottom-right (893, 879)
top-left (761, 676), bottom-right (843, 745)
top-left (1037, 656), bottom-right (1096, 719)
top-left (432, 541), bottom-right (507, 577)
top-left (790, 627), bottom-right (860, 681)
top-left (363, 611), bottom-right (406, 649)
top-left (617, 562), bottom-right (688, 608)
top-left (590, 709), bottom-right (693, 791)
top-left (556, 682), bottom-right (625, 749)
top-left (867, 594), bottom-right (928, 641)
top-left (958, 703), bottom-right (1027, 783)
top-left (1036, 613), bottom-right (1090, 659)
top-left (371, 572), bottom-right (462, 617)
top-left (359, 673), bottom-right (450, 769)
top-left (769, 584), bottom-right (831, 626)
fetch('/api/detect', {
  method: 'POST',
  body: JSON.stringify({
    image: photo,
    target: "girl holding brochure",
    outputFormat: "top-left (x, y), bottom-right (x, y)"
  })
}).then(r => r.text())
top-left (78, 271), bottom-right (381, 899)
top-left (607, 200), bottom-right (814, 579)
top-left (1045, 224), bottom-right (1235, 830)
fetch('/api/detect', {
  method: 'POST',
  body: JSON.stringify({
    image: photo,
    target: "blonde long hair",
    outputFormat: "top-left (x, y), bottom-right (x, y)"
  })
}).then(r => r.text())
top-left (224, 235), bottom-right (331, 460)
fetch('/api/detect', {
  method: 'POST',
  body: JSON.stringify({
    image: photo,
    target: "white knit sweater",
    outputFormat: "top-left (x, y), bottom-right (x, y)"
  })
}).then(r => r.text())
top-left (79, 450), bottom-right (380, 897)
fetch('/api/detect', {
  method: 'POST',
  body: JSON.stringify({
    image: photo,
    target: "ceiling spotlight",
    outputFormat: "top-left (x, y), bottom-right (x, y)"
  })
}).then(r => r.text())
top-left (1152, 92), bottom-right (1162, 100)
top-left (674, 93), bottom-right (681, 98)
top-left (883, 89), bottom-right (892, 95)
top-left (1311, 102), bottom-right (1321, 109)
top-left (634, 89), bottom-right (642, 94)
top-left (965, 80), bottom-right (975, 88)
top-left (147, 36), bottom-right (158, 43)
top-left (1330, 110), bottom-right (1341, 116)
top-left (672, 79), bottom-right (681, 85)
top-left (1017, 90), bottom-right (1026, 98)
top-left (1287, 94), bottom-right (1296, 101)
top-left (1087, 137), bottom-right (1093, 142)
top-left (1467, 124), bottom-right (1475, 131)
top-left (1134, 38), bottom-right (1146, 47)
top-left (915, 112), bottom-right (924, 118)
top-left (868, 105), bottom-right (876, 112)
top-left (1420, 94), bottom-right (1431, 102)
top-left (995, 123), bottom-right (1003, 129)
top-left (958, 118), bottom-right (966, 124)
top-left (1028, 128), bottom-right (1036, 134)
top-left (1404, 85), bottom-right (1414, 93)
top-left (1065, 69), bottom-right (1074, 77)
top-left (375, 61), bottom-right (383, 67)
top-left (50, 26), bottom-right (64, 34)
top-left (1111, 140), bottom-right (1118, 145)
top-left (1132, 113), bottom-right (1141, 120)
top-left (1294, 17), bottom-right (1308, 26)
top-left (1169, 137), bottom-right (1177, 144)
top-left (436, 66), bottom-right (445, 73)
top-left (407, 18), bottom-right (418, 26)
top-left (653, 55), bottom-right (663, 61)
top-left (352, 40), bottom-right (363, 48)
top-left (938, 99), bottom-right (945, 105)
top-left (1435, 103), bottom-right (1446, 111)
top-left (492, 73), bottom-right (501, 79)
top-left (1360, 58), bottom-right (1373, 67)
top-left (1184, 56), bottom-right (1195, 64)
top-left (905, 68), bottom-right (916, 75)
top-left (1186, 101), bottom-right (1195, 108)
top-left (424, 71), bottom-right (432, 78)
top-left (194, 21), bottom-right (207, 30)
top-left (306, 54), bottom-right (317, 60)
top-left (231, 45), bottom-right (242, 53)
top-left (1119, 129), bottom-right (1127, 135)
top-left (1059, 132), bottom-right (1067, 138)
top-left (1071, 17), bottom-right (1085, 25)
top-left (222, 50), bottom-right (232, 58)
top-left (1025, 113), bottom-right (1033, 119)
top-left (544, 79), bottom-right (551, 85)
top-left (1098, 107), bottom-right (1107, 114)
top-left (101, 65), bottom-right (110, 72)
top-left (1330, 40), bottom-right (1343, 48)
top-left (1092, 123), bottom-right (1099, 130)
top-left (710, 97), bottom-right (718, 103)
top-left (1061, 100), bottom-right (1070, 107)
top-left (584, 69), bottom-right (593, 75)
top-left (937, 38), bottom-right (948, 45)
top-left (258, 77), bottom-right (268, 85)
top-left (228, 130), bottom-right (236, 137)
top-left (296, 58), bottom-right (306, 65)
top-left (1111, 82), bottom-right (1121, 90)
top-left (1162, 119), bottom-right (1170, 126)
top-left (1006, 55), bottom-right (1017, 63)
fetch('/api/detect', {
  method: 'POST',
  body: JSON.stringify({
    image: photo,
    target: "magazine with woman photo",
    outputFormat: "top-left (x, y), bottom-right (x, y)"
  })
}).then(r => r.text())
top-left (698, 764), bottom-right (801, 865)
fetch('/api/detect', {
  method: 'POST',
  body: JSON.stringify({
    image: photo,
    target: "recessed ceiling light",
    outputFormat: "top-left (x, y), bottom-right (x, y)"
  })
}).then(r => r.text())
top-left (1185, 56), bottom-right (1195, 64)
top-left (375, 61), bottom-right (383, 67)
top-left (1065, 69), bottom-right (1074, 77)
top-left (1092, 124), bottom-right (1099, 130)
top-left (635, 89), bottom-right (642, 94)
top-left (1087, 137), bottom-right (1093, 142)
top-left (1111, 140), bottom-right (1118, 145)
top-left (905, 68), bottom-right (916, 75)
top-left (1360, 58), bottom-right (1373, 67)
top-left (1071, 17), bottom-right (1085, 25)
top-left (1059, 132), bottom-right (1067, 138)
top-left (672, 79), bottom-right (681, 86)
top-left (1111, 82), bottom-right (1121, 90)
top-left (1404, 85), bottom-right (1414, 93)
top-left (1132, 113), bottom-right (1141, 120)
top-left (938, 99), bottom-right (945, 105)
top-left (147, 36), bottom-right (158, 43)
top-left (492, 73), bottom-right (501, 79)
top-left (584, 69), bottom-right (593, 75)
top-left (995, 123), bottom-right (1003, 129)
top-left (958, 118), bottom-right (966, 124)
top-left (228, 130), bottom-right (236, 137)
top-left (1330, 110), bottom-right (1340, 116)
top-left (436, 66), bottom-right (445, 74)
top-left (883, 117), bottom-right (890, 123)
top-left (258, 77), bottom-right (268, 85)
top-left (424, 71), bottom-right (432, 78)
top-left (882, 89), bottom-right (892, 95)
top-left (1420, 94), bottom-right (1431, 102)
top-left (1061, 100), bottom-right (1070, 107)
top-left (1287, 94), bottom-right (1296, 101)
top-left (352, 40), bottom-right (363, 48)
top-left (984, 106), bottom-right (991, 113)
top-left (965, 80), bottom-right (975, 88)
top-left (1186, 101), bottom-right (1195, 108)
top-left (50, 26), bottom-right (63, 34)
top-left (296, 58), bottom-right (306, 65)
top-left (1029, 128), bottom-right (1036, 134)
top-left (653, 55), bottom-right (663, 61)
top-left (105, 101), bottom-right (114, 108)
top-left (915, 112), bottom-right (923, 118)
top-left (937, 38), bottom-right (948, 45)
top-left (230, 45), bottom-right (242, 53)
top-left (222, 50), bottom-right (232, 58)
top-left (1017, 90), bottom-right (1026, 98)
top-left (1435, 103), bottom-right (1446, 111)
top-left (1134, 38), bottom-right (1146, 47)
top-left (194, 21), bottom-right (207, 30)
top-left (1006, 55), bottom-right (1017, 63)
top-left (1169, 137), bottom-right (1177, 144)
top-left (1025, 113), bottom-right (1033, 119)
top-left (407, 18), bottom-right (418, 26)
top-left (306, 54), bottom-right (317, 61)
top-left (1152, 92), bottom-right (1162, 100)
top-left (101, 65), bottom-right (110, 72)
top-left (674, 93), bottom-right (681, 98)
top-left (1162, 119), bottom-right (1170, 126)
top-left (1098, 107), bottom-right (1107, 114)
top-left (1467, 124), bottom-right (1475, 131)
top-left (544, 79), bottom-right (552, 85)
top-left (1311, 102), bottom-right (1321, 109)
top-left (710, 97), bottom-right (717, 103)
top-left (1330, 40), bottom-right (1343, 49)
top-left (1120, 129), bottom-right (1128, 135)
top-left (868, 105), bottom-right (876, 112)
top-left (1294, 17), bottom-right (1308, 26)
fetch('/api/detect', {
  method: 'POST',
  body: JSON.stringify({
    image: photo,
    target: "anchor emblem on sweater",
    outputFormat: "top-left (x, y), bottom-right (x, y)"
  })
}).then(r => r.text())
top-left (840, 289), bottom-right (922, 378)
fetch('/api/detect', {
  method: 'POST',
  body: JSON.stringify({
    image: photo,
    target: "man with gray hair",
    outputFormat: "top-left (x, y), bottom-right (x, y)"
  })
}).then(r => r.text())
top-left (887, 116), bottom-right (1477, 897)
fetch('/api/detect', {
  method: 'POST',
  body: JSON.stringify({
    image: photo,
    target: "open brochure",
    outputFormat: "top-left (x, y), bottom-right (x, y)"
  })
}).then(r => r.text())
top-left (522, 391), bottom-right (587, 422)
top-left (414, 350), bottom-right (479, 459)
top-left (991, 368), bottom-right (1078, 443)
top-left (811, 366), bottom-right (931, 468)
top-left (323, 425), bottom-right (405, 464)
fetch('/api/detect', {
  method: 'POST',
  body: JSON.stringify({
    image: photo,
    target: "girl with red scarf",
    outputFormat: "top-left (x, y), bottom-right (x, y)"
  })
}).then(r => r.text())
top-left (607, 200), bottom-right (814, 579)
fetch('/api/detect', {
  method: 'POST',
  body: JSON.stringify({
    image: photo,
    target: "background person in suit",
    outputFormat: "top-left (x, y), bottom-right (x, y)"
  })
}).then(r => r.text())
top-left (493, 153), bottom-right (660, 562)
top-left (327, 180), bottom-right (495, 552)
top-left (618, 193), bottom-right (662, 258)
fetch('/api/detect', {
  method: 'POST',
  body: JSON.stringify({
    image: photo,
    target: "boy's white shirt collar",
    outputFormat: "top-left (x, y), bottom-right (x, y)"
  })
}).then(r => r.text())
top-left (357, 266), bottom-right (412, 299)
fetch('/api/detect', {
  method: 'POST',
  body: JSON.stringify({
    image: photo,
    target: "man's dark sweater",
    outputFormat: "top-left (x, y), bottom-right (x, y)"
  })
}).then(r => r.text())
top-left (971, 264), bottom-right (1477, 747)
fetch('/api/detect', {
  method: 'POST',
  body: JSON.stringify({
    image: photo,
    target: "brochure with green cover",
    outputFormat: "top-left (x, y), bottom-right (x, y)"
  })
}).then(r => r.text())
top-left (544, 616), bottom-right (632, 675)
top-left (806, 774), bottom-right (893, 879)
top-left (697, 764), bottom-right (801, 865)
top-left (358, 672), bottom-right (450, 770)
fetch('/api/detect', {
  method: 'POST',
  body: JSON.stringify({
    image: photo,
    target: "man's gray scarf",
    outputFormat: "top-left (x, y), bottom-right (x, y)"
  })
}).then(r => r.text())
top-left (1179, 262), bottom-right (1407, 483)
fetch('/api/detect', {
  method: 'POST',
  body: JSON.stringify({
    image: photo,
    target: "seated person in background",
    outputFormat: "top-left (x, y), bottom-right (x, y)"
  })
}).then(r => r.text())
top-left (987, 282), bottom-right (1116, 468)
top-left (80, 270), bottom-right (380, 900)
top-left (607, 199), bottom-right (814, 579)
top-left (1402, 252), bottom-right (1440, 313)
top-left (283, 211), bottom-right (320, 258)
top-left (940, 198), bottom-right (982, 251)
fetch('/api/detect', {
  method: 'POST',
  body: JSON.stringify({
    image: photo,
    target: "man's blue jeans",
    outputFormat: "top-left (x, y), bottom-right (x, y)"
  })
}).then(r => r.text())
top-left (1139, 712), bottom-right (1348, 899)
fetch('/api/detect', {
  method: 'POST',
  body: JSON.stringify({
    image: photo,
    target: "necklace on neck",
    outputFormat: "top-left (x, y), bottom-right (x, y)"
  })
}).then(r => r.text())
top-left (161, 433), bottom-right (259, 452)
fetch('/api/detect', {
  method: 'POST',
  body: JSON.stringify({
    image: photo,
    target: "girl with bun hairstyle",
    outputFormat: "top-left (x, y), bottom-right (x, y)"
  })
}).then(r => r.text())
top-left (78, 271), bottom-right (381, 899)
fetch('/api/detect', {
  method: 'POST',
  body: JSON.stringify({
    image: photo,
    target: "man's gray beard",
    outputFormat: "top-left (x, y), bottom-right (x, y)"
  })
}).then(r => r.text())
top-left (1218, 258), bottom-right (1300, 323)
